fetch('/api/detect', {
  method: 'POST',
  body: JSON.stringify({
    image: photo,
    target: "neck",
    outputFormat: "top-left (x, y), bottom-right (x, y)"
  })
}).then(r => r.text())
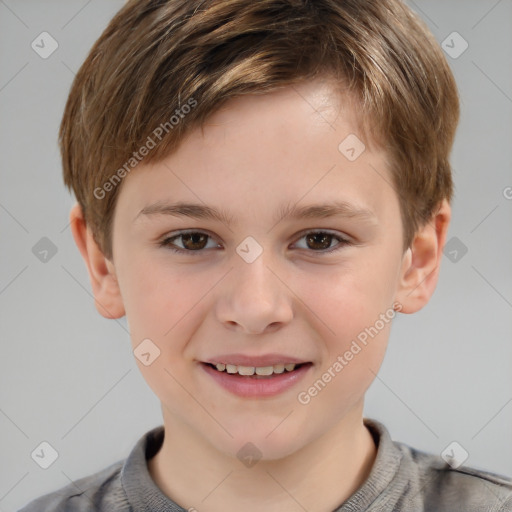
top-left (148, 403), bottom-right (376, 512)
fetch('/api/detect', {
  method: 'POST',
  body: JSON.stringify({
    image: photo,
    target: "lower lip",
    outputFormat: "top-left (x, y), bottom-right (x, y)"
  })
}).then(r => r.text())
top-left (201, 363), bottom-right (312, 398)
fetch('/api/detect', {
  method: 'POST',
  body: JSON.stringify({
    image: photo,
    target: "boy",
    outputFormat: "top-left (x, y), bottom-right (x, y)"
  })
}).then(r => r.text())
top-left (21, 0), bottom-right (512, 510)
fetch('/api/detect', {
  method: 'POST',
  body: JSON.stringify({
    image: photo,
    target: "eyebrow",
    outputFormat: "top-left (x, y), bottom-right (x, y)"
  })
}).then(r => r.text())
top-left (134, 200), bottom-right (376, 226)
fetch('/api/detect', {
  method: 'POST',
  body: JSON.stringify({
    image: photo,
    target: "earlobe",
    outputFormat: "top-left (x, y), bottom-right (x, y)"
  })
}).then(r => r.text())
top-left (69, 203), bottom-right (125, 319)
top-left (395, 200), bottom-right (451, 314)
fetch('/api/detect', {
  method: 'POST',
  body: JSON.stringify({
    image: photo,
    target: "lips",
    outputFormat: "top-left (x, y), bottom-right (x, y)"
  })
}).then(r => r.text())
top-left (200, 358), bottom-right (313, 397)
top-left (202, 353), bottom-right (309, 367)
top-left (202, 353), bottom-right (311, 377)
top-left (206, 362), bottom-right (307, 376)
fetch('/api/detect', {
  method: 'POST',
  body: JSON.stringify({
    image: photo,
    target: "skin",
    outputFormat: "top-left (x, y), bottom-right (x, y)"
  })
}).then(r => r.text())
top-left (70, 77), bottom-right (451, 512)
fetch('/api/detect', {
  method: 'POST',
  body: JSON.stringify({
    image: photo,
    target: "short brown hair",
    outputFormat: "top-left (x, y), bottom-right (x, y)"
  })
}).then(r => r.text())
top-left (60, 0), bottom-right (460, 260)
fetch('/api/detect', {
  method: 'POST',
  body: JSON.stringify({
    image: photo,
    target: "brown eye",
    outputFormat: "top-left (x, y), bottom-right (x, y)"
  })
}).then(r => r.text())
top-left (305, 232), bottom-right (335, 250)
top-left (293, 230), bottom-right (352, 253)
top-left (159, 231), bottom-right (219, 253)
top-left (181, 233), bottom-right (209, 250)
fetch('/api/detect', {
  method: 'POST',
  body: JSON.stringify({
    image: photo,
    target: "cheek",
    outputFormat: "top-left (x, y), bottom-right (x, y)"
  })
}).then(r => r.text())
top-left (121, 259), bottom-right (212, 406)
top-left (296, 259), bottom-right (397, 338)
top-left (296, 282), bottom-right (393, 415)
top-left (291, 256), bottom-right (398, 393)
top-left (117, 253), bottom-right (209, 351)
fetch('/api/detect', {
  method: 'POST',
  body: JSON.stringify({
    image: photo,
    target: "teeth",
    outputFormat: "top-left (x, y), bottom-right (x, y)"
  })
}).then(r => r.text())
top-left (212, 362), bottom-right (299, 375)
top-left (238, 366), bottom-right (255, 376)
top-left (255, 366), bottom-right (273, 376)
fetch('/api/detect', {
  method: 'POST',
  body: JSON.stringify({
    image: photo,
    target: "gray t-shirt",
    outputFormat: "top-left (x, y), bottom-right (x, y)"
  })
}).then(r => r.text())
top-left (19, 419), bottom-right (512, 511)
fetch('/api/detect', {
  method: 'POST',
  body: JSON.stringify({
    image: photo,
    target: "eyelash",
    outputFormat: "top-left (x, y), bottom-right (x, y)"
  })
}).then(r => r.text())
top-left (158, 230), bottom-right (353, 255)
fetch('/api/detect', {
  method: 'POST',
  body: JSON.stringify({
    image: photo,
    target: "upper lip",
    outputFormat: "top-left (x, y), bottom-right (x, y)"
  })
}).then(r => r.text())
top-left (202, 353), bottom-right (310, 367)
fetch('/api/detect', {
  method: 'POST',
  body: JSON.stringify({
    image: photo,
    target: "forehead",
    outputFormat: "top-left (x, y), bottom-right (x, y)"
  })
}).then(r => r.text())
top-left (115, 78), bottom-right (396, 227)
top-left (196, 78), bottom-right (363, 151)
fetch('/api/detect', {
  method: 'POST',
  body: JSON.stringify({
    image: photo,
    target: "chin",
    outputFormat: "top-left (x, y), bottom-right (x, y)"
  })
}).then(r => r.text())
top-left (215, 421), bottom-right (310, 463)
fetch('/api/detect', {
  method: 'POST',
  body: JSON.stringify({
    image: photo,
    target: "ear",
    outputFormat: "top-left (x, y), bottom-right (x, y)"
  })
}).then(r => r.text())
top-left (69, 203), bottom-right (125, 319)
top-left (395, 199), bottom-right (451, 314)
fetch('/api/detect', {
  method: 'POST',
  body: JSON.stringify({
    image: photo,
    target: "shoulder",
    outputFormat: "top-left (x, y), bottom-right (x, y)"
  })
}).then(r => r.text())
top-left (362, 420), bottom-right (512, 512)
top-left (18, 459), bottom-right (129, 512)
top-left (398, 442), bottom-right (512, 512)
top-left (18, 425), bottom-right (166, 512)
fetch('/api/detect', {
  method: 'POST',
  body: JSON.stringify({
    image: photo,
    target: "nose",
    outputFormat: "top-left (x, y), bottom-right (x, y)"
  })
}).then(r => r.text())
top-left (215, 255), bottom-right (294, 335)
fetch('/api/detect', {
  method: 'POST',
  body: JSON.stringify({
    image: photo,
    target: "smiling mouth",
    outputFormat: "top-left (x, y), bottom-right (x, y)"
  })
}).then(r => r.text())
top-left (203, 362), bottom-right (312, 377)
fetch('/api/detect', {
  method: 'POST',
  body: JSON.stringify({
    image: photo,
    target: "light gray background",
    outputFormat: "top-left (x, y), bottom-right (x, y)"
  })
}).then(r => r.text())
top-left (1, 1), bottom-right (511, 510)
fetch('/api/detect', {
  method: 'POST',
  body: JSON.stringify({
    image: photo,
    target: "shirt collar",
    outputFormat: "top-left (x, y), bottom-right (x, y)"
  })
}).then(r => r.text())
top-left (120, 419), bottom-right (404, 512)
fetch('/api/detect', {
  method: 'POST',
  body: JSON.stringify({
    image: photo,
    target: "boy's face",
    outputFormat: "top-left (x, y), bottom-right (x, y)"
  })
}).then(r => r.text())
top-left (82, 78), bottom-right (444, 460)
